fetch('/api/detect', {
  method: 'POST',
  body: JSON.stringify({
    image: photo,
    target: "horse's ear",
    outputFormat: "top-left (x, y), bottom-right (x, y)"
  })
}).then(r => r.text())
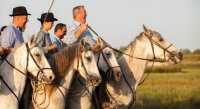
top-left (28, 34), bottom-right (36, 48)
top-left (96, 36), bottom-right (103, 46)
top-left (143, 24), bottom-right (149, 33)
top-left (80, 39), bottom-right (85, 47)
top-left (143, 24), bottom-right (152, 37)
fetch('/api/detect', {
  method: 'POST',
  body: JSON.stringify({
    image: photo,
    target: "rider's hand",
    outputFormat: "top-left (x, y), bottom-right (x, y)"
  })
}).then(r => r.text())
top-left (49, 44), bottom-right (57, 50)
top-left (0, 47), bottom-right (4, 55)
top-left (79, 23), bottom-right (88, 32)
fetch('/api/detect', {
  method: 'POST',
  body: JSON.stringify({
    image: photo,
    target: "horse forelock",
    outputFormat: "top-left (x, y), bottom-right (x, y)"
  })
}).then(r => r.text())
top-left (47, 43), bottom-right (82, 94)
top-left (82, 42), bottom-right (92, 52)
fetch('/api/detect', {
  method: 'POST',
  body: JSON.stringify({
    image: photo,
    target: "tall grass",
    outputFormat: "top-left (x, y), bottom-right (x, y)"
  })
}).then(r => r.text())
top-left (134, 69), bottom-right (200, 109)
top-left (133, 54), bottom-right (200, 109)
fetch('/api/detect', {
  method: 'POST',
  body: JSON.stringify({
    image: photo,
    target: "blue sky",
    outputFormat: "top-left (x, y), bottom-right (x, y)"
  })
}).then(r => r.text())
top-left (0, 0), bottom-right (199, 51)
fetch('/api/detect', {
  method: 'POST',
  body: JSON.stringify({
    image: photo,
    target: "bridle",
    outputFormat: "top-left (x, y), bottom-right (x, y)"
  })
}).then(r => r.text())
top-left (32, 44), bottom-right (96, 109)
top-left (97, 44), bottom-right (120, 82)
top-left (76, 48), bottom-right (93, 84)
top-left (87, 26), bottom-right (177, 109)
top-left (125, 32), bottom-right (175, 109)
top-left (107, 32), bottom-right (175, 109)
top-left (70, 47), bottom-right (98, 93)
top-left (144, 32), bottom-right (175, 63)
top-left (0, 43), bottom-right (52, 103)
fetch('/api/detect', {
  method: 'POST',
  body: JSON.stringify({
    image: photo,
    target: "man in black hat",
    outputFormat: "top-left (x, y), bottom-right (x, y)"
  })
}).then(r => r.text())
top-left (35, 12), bottom-right (58, 58)
top-left (1, 6), bottom-right (30, 53)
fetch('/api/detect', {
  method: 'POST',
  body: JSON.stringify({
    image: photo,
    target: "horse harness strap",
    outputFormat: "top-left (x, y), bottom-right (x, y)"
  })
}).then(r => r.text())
top-left (0, 75), bottom-right (20, 103)
top-left (25, 43), bottom-right (52, 81)
top-left (138, 34), bottom-right (173, 86)
top-left (0, 43), bottom-right (52, 106)
top-left (97, 48), bottom-right (120, 82)
top-left (121, 70), bottom-right (136, 109)
top-left (3, 43), bottom-right (50, 82)
top-left (57, 85), bottom-right (66, 100)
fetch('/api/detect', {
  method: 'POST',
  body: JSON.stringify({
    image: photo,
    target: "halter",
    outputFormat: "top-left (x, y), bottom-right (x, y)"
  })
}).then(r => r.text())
top-left (144, 32), bottom-right (174, 63)
top-left (97, 44), bottom-right (120, 82)
top-left (87, 25), bottom-right (177, 109)
top-left (32, 44), bottom-right (96, 109)
top-left (137, 33), bottom-right (174, 85)
top-left (126, 32), bottom-right (175, 109)
top-left (76, 48), bottom-right (97, 86)
top-left (67, 49), bottom-right (94, 97)
top-left (0, 43), bottom-right (52, 103)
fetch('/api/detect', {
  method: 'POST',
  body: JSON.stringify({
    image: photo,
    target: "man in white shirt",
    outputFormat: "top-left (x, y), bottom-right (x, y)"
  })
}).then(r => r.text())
top-left (64, 5), bottom-right (100, 53)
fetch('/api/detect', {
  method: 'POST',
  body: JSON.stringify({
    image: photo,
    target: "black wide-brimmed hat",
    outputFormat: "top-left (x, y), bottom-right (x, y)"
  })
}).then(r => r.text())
top-left (9, 6), bottom-right (31, 16)
top-left (37, 12), bottom-right (58, 22)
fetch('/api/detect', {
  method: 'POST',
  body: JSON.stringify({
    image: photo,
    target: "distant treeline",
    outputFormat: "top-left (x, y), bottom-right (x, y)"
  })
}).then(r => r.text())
top-left (183, 48), bottom-right (200, 54)
top-left (114, 46), bottom-right (200, 57)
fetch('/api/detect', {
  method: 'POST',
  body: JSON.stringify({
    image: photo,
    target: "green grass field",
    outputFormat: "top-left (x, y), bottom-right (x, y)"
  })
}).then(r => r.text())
top-left (133, 54), bottom-right (200, 109)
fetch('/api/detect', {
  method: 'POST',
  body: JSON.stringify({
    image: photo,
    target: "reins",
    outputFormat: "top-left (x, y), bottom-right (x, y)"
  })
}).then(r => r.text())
top-left (97, 45), bottom-right (120, 82)
top-left (88, 26), bottom-right (167, 63)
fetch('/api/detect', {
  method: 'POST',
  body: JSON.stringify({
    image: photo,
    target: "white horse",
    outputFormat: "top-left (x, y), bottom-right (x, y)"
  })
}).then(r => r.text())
top-left (100, 25), bottom-right (183, 109)
top-left (0, 36), bottom-right (55, 109)
top-left (66, 38), bottom-right (122, 109)
top-left (29, 39), bottom-right (101, 109)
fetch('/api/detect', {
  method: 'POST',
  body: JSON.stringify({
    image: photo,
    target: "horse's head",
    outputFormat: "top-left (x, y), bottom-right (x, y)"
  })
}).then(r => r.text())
top-left (27, 35), bottom-right (55, 84)
top-left (139, 25), bottom-right (183, 64)
top-left (75, 39), bottom-right (102, 87)
top-left (96, 37), bottom-right (122, 81)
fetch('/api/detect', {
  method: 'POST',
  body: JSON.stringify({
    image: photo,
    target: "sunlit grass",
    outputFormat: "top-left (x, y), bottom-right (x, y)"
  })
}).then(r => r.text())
top-left (134, 69), bottom-right (200, 109)
top-left (133, 54), bottom-right (200, 109)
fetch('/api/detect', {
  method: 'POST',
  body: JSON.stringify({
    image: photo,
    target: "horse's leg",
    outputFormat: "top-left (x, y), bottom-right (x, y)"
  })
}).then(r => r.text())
top-left (96, 83), bottom-right (113, 109)
top-left (28, 101), bottom-right (34, 109)
top-left (19, 79), bottom-right (32, 109)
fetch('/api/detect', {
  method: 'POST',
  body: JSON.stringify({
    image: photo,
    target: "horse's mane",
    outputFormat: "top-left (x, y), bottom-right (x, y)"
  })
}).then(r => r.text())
top-left (46, 42), bottom-right (92, 95)
top-left (118, 30), bottom-right (162, 58)
top-left (47, 43), bottom-right (81, 94)
top-left (117, 32), bottom-right (144, 58)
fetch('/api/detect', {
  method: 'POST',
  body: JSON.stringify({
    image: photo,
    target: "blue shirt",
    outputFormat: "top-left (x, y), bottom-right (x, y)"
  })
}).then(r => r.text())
top-left (64, 21), bottom-right (96, 45)
top-left (35, 29), bottom-right (52, 54)
top-left (50, 35), bottom-right (62, 51)
top-left (1, 23), bottom-right (23, 48)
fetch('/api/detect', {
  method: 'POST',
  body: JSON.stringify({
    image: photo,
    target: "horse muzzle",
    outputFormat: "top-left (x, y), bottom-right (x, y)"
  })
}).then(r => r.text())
top-left (170, 51), bottom-right (183, 64)
top-left (38, 70), bottom-right (55, 84)
top-left (87, 75), bottom-right (102, 87)
top-left (112, 67), bottom-right (122, 81)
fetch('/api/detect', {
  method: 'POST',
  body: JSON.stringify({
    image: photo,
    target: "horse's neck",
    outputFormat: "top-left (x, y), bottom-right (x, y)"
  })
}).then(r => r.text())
top-left (58, 67), bottom-right (75, 96)
top-left (0, 45), bottom-right (27, 99)
top-left (67, 77), bottom-right (94, 109)
top-left (119, 43), bottom-right (147, 90)
top-left (34, 67), bottom-right (75, 109)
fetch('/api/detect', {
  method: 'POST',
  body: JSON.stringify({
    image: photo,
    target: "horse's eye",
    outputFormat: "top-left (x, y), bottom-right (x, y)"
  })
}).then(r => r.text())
top-left (86, 56), bottom-right (92, 62)
top-left (159, 38), bottom-right (164, 42)
top-left (35, 53), bottom-right (40, 57)
top-left (106, 52), bottom-right (111, 58)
